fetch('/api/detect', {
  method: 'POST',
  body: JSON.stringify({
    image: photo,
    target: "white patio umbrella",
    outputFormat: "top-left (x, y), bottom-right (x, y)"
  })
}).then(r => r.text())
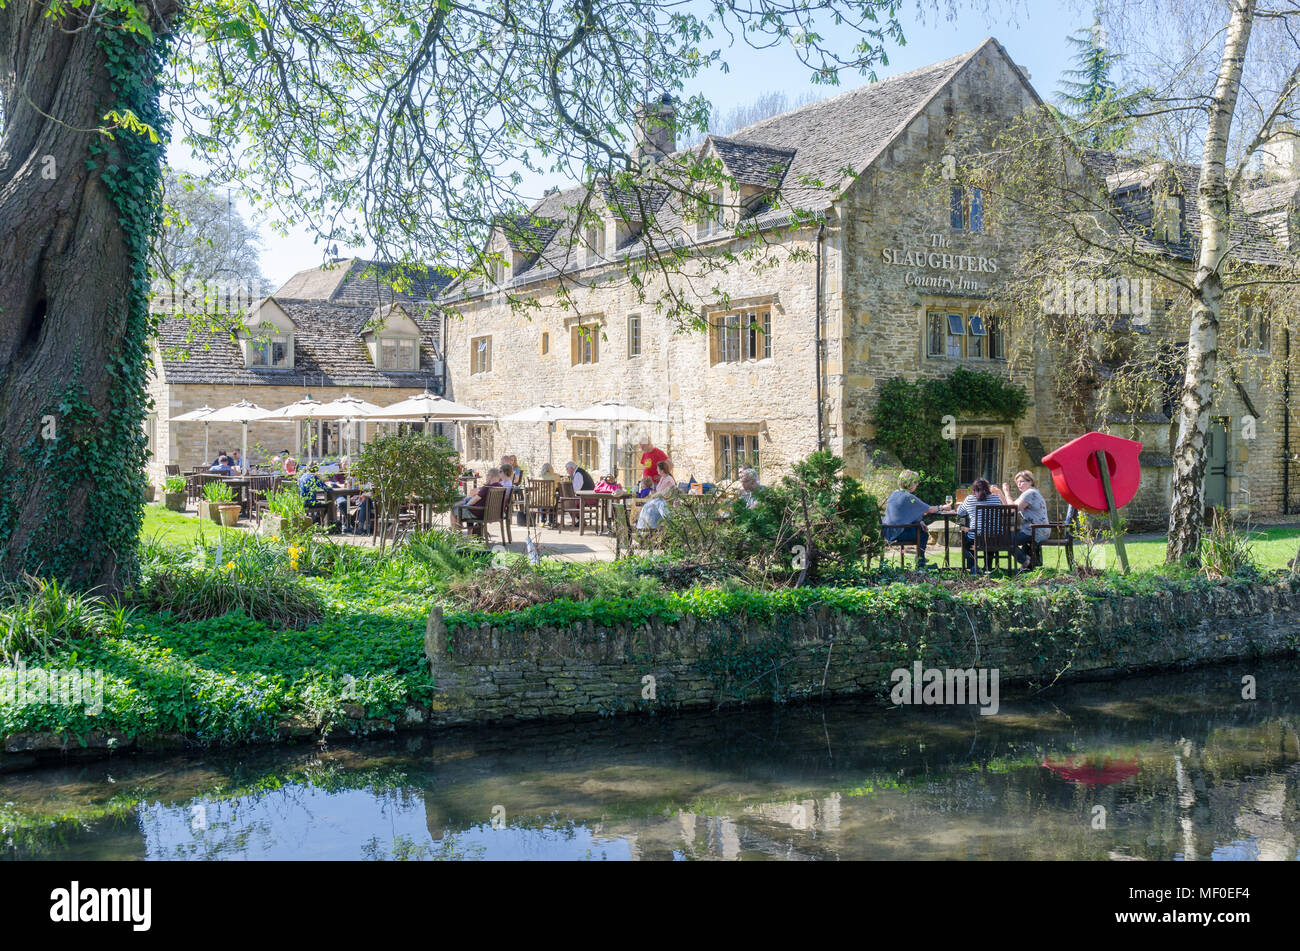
top-left (203, 399), bottom-right (272, 471)
top-left (313, 393), bottom-right (385, 456)
top-left (500, 402), bottom-right (580, 467)
top-left (562, 400), bottom-right (664, 475)
top-left (362, 390), bottom-right (491, 448)
top-left (262, 396), bottom-right (332, 460)
top-left (170, 404), bottom-right (216, 465)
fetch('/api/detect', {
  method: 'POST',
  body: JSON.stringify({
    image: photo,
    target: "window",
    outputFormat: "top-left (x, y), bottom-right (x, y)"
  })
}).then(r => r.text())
top-left (540, 331), bottom-right (550, 356)
top-left (628, 314), bottom-right (642, 358)
top-left (248, 334), bottom-right (290, 368)
top-left (467, 424), bottom-right (494, 461)
top-left (1240, 304), bottom-right (1272, 353)
top-left (697, 189), bottom-right (724, 239)
top-left (571, 323), bottom-right (600, 365)
top-left (950, 186), bottom-right (984, 233)
top-left (926, 308), bottom-right (1003, 361)
top-left (571, 434), bottom-right (599, 472)
top-left (1153, 194), bottom-right (1182, 243)
top-left (711, 309), bottom-right (771, 364)
top-left (585, 224), bottom-right (605, 265)
top-left (379, 337), bottom-right (418, 371)
top-left (144, 414), bottom-right (156, 459)
top-left (716, 432), bottom-right (761, 481)
top-left (470, 336), bottom-right (492, 375)
top-left (958, 435), bottom-right (1001, 485)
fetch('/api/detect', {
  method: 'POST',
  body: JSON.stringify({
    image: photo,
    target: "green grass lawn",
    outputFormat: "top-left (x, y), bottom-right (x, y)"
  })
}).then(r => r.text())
top-left (140, 504), bottom-right (243, 546)
top-left (1028, 525), bottom-right (1300, 573)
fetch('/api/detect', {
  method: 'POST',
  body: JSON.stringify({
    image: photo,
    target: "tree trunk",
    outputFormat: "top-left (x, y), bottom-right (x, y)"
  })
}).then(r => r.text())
top-left (1166, 0), bottom-right (1256, 563)
top-left (0, 6), bottom-right (173, 592)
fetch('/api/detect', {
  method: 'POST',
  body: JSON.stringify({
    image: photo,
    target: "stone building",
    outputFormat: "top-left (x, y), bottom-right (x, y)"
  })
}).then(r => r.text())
top-left (145, 258), bottom-right (449, 484)
top-left (440, 36), bottom-right (1300, 526)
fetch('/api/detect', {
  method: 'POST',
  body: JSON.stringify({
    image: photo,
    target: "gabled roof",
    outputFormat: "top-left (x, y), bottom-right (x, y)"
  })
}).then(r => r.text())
top-left (447, 40), bottom-right (998, 299)
top-left (276, 258), bottom-right (452, 304)
top-left (156, 297), bottom-right (445, 388)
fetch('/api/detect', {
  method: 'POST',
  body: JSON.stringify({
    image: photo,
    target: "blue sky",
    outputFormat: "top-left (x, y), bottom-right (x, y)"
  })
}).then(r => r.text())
top-left (169, 4), bottom-right (1084, 287)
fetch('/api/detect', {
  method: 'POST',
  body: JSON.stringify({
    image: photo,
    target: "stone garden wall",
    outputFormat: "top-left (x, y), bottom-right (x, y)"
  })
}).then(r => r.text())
top-left (421, 584), bottom-right (1300, 727)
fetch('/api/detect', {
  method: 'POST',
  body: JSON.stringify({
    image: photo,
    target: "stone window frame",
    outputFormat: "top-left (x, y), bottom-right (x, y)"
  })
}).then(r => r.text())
top-left (695, 188), bottom-right (726, 240)
top-left (466, 423), bottom-right (495, 461)
top-left (540, 331), bottom-right (550, 356)
top-left (708, 307), bottom-right (772, 365)
top-left (957, 431), bottom-right (1004, 485)
top-left (1238, 301), bottom-right (1273, 354)
top-left (714, 429), bottom-right (762, 482)
top-left (1152, 192), bottom-right (1184, 243)
top-left (470, 335), bottom-right (492, 375)
top-left (923, 303), bottom-right (1004, 362)
top-left (949, 185), bottom-right (985, 234)
top-left (571, 432), bottom-right (600, 472)
top-left (568, 318), bottom-right (601, 366)
top-left (627, 313), bottom-right (642, 358)
top-left (246, 332), bottom-right (292, 369)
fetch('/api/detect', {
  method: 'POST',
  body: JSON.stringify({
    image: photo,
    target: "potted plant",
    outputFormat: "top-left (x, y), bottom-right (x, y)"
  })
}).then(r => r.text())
top-left (260, 484), bottom-right (311, 537)
top-left (199, 480), bottom-right (236, 524)
top-left (218, 500), bottom-right (243, 527)
top-left (162, 475), bottom-right (187, 512)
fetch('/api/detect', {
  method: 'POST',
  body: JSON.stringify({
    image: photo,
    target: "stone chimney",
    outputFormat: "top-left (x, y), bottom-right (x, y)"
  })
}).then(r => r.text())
top-left (1259, 124), bottom-right (1300, 180)
top-left (634, 94), bottom-right (677, 168)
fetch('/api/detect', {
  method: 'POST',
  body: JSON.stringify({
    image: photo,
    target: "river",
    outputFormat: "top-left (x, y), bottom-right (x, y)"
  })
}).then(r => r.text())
top-left (3, 661), bottom-right (1298, 860)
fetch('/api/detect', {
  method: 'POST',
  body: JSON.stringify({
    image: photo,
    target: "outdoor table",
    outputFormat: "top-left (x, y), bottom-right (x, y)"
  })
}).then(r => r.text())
top-left (325, 486), bottom-right (363, 530)
top-left (221, 475), bottom-right (253, 519)
top-left (575, 489), bottom-right (630, 535)
top-left (926, 512), bottom-right (964, 570)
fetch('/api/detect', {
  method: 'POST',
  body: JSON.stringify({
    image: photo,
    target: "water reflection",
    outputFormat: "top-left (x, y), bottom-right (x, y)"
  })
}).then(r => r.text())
top-left (3, 663), bottom-right (1299, 860)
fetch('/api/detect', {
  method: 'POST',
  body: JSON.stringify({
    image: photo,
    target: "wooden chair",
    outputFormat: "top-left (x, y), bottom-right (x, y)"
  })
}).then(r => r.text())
top-left (1029, 504), bottom-right (1078, 570)
top-left (555, 481), bottom-right (598, 533)
top-left (880, 524), bottom-right (926, 567)
top-left (524, 479), bottom-right (557, 528)
top-left (164, 464), bottom-right (180, 476)
top-left (458, 486), bottom-right (510, 543)
top-left (971, 504), bottom-right (1020, 572)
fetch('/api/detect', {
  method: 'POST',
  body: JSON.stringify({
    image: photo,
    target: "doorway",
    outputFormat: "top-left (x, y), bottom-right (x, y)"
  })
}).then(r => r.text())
top-left (1204, 418), bottom-right (1229, 510)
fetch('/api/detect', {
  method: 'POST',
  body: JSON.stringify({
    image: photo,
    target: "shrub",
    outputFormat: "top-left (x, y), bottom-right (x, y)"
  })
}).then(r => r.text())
top-left (163, 475), bottom-right (186, 494)
top-left (730, 451), bottom-right (883, 585)
top-left (0, 575), bottom-right (134, 662)
top-left (1200, 507), bottom-right (1256, 579)
top-left (449, 563), bottom-right (586, 612)
top-left (404, 529), bottom-right (491, 579)
top-left (266, 484), bottom-right (306, 518)
top-left (202, 481), bottom-right (236, 503)
top-left (352, 433), bottom-right (462, 550)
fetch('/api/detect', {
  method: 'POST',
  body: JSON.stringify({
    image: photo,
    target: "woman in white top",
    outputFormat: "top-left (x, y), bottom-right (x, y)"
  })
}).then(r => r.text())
top-left (638, 460), bottom-right (678, 529)
top-left (1001, 470), bottom-right (1051, 568)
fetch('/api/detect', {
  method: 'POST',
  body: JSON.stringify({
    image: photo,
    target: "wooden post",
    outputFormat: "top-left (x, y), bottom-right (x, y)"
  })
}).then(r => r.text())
top-left (1094, 449), bottom-right (1130, 573)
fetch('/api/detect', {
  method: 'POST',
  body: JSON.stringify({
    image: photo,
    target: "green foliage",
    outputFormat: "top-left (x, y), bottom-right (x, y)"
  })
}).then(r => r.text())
top-left (201, 481), bottom-right (236, 503)
top-left (0, 575), bottom-right (134, 663)
top-left (872, 368), bottom-right (1030, 499)
top-left (266, 484), bottom-right (306, 518)
top-left (162, 476), bottom-right (186, 494)
top-left (730, 451), bottom-right (883, 584)
top-left (352, 433), bottom-right (461, 547)
top-left (1199, 508), bottom-right (1257, 580)
top-left (1052, 19), bottom-right (1147, 150)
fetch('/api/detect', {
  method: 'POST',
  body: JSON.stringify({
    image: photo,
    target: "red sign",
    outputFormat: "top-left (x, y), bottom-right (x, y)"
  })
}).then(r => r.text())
top-left (1040, 432), bottom-right (1143, 513)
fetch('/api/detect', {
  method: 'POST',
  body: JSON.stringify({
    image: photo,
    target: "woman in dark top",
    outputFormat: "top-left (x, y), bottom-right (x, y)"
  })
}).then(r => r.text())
top-left (944, 478), bottom-right (1004, 572)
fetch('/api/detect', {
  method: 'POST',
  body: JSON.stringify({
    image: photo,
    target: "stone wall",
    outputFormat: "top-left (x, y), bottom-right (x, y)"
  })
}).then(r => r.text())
top-left (420, 583), bottom-right (1300, 727)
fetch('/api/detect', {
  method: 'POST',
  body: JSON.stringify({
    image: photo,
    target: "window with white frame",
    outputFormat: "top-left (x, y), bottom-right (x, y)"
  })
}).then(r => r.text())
top-left (926, 308), bottom-right (1003, 361)
top-left (571, 322), bottom-right (600, 365)
top-left (696, 189), bottom-right (724, 239)
top-left (710, 309), bottom-right (771, 364)
top-left (248, 334), bottom-right (290, 368)
top-left (584, 224), bottom-right (605, 265)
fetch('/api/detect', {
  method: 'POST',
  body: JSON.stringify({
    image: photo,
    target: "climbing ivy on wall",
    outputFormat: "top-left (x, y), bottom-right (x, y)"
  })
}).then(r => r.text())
top-left (872, 367), bottom-right (1030, 499)
top-left (5, 15), bottom-right (171, 587)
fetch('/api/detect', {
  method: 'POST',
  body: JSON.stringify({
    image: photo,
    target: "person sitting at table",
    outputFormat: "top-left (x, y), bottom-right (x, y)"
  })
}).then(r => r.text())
top-left (635, 476), bottom-right (654, 499)
top-left (498, 456), bottom-right (517, 488)
top-left (883, 470), bottom-right (940, 567)
top-left (638, 436), bottom-right (668, 483)
top-left (230, 448), bottom-right (245, 473)
top-left (283, 455), bottom-right (299, 476)
top-left (208, 454), bottom-right (235, 475)
top-left (946, 478), bottom-right (1005, 572)
top-left (298, 465), bottom-right (329, 502)
top-left (507, 455), bottom-right (523, 483)
top-left (538, 462), bottom-right (563, 481)
top-left (637, 460), bottom-right (678, 529)
top-left (565, 460), bottom-right (595, 492)
top-left (1001, 470), bottom-right (1051, 569)
top-left (452, 467), bottom-right (505, 533)
top-left (210, 450), bottom-right (227, 467)
top-left (738, 468), bottom-right (763, 508)
top-left (594, 474), bottom-right (621, 493)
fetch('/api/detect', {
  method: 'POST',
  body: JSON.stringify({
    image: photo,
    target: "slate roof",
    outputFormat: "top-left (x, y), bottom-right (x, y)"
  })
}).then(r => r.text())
top-left (276, 257), bottom-right (453, 304)
top-left (445, 41), bottom-right (988, 299)
top-left (156, 297), bottom-right (445, 389)
top-left (1084, 151), bottom-right (1298, 267)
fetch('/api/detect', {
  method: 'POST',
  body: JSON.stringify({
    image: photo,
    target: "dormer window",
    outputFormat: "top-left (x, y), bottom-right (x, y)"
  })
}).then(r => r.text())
top-left (1153, 194), bottom-right (1182, 242)
top-left (379, 336), bottom-right (418, 371)
top-left (248, 334), bottom-right (290, 368)
top-left (584, 224), bottom-right (606, 265)
top-left (697, 189), bottom-right (725, 239)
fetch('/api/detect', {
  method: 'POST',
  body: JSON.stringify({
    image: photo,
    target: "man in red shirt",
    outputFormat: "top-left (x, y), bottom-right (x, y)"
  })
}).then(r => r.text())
top-left (638, 437), bottom-right (668, 482)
